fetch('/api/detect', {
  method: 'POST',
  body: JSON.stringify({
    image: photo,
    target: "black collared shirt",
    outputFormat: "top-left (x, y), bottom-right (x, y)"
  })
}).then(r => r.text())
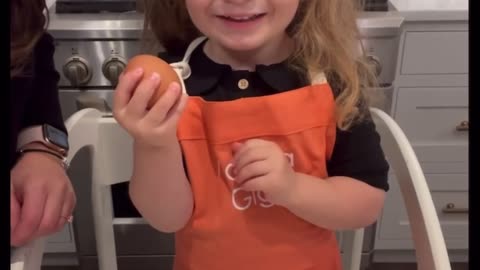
top-left (112, 42), bottom-right (389, 217)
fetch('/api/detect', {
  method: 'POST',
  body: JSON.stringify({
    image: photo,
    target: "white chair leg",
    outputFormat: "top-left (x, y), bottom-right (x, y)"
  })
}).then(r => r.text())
top-left (11, 237), bottom-right (46, 270)
top-left (92, 183), bottom-right (118, 270)
top-left (342, 228), bottom-right (365, 270)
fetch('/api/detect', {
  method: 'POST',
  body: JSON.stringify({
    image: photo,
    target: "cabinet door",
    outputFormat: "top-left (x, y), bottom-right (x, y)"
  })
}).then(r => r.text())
top-left (394, 87), bottom-right (468, 164)
top-left (44, 223), bottom-right (76, 253)
top-left (400, 31), bottom-right (468, 75)
top-left (375, 172), bottom-right (468, 250)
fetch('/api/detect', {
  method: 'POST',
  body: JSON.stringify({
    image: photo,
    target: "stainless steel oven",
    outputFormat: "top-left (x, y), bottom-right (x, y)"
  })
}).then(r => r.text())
top-left (47, 1), bottom-right (403, 269)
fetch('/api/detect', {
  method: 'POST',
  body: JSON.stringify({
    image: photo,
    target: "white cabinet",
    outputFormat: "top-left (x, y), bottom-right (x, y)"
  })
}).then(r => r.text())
top-left (400, 31), bottom-right (468, 75)
top-left (377, 172), bottom-right (468, 249)
top-left (374, 20), bottom-right (468, 262)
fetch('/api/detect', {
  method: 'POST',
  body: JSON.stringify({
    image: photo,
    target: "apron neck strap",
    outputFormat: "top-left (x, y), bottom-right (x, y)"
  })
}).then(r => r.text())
top-left (311, 72), bottom-right (328, 85)
top-left (170, 36), bottom-right (207, 94)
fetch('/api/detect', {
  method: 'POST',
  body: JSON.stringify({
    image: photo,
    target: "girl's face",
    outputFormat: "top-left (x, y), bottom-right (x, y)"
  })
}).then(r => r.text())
top-left (185, 0), bottom-right (300, 52)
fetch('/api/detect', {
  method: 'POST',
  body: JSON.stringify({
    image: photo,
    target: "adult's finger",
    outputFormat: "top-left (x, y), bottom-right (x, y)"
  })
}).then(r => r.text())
top-left (56, 190), bottom-right (76, 230)
top-left (36, 187), bottom-right (65, 236)
top-left (11, 187), bottom-right (47, 247)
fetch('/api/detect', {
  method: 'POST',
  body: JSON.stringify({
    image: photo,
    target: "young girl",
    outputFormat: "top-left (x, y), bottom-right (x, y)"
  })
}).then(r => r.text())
top-left (113, 0), bottom-right (389, 269)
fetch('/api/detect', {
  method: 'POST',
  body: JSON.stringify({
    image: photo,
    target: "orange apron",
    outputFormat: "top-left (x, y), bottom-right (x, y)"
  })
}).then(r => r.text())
top-left (173, 38), bottom-right (341, 270)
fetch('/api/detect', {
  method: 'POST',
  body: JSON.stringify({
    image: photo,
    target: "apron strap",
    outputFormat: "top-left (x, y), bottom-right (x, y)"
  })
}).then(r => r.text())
top-left (170, 37), bottom-right (208, 95)
top-left (311, 71), bottom-right (328, 85)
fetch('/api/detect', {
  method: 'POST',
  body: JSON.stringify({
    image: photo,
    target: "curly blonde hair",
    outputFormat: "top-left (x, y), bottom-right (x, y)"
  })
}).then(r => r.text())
top-left (142, 0), bottom-right (378, 130)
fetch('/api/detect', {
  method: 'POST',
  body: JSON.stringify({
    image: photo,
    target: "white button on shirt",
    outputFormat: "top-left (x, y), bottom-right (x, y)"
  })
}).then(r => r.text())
top-left (238, 79), bottom-right (249, 90)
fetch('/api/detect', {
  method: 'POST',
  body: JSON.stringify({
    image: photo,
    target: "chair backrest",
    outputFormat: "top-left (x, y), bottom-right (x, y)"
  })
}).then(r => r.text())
top-left (369, 108), bottom-right (451, 270)
top-left (65, 107), bottom-right (452, 270)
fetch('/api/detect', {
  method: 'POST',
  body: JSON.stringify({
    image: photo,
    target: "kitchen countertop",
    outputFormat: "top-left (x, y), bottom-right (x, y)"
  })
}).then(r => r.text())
top-left (389, 0), bottom-right (468, 21)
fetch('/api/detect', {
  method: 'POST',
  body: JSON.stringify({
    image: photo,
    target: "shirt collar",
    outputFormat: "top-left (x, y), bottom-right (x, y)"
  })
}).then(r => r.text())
top-left (183, 41), bottom-right (308, 96)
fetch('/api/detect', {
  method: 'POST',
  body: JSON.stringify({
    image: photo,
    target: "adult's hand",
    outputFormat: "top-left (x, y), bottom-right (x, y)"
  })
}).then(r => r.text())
top-left (10, 149), bottom-right (76, 247)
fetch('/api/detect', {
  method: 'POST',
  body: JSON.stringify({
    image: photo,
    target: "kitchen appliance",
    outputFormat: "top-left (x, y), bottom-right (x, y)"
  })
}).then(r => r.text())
top-left (55, 0), bottom-right (391, 14)
top-left (362, 0), bottom-right (390, 11)
top-left (47, 2), bottom-right (403, 269)
top-left (56, 0), bottom-right (136, 13)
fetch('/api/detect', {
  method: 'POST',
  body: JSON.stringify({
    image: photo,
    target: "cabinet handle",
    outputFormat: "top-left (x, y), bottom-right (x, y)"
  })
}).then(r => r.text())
top-left (455, 121), bottom-right (469, 131)
top-left (442, 203), bottom-right (468, 214)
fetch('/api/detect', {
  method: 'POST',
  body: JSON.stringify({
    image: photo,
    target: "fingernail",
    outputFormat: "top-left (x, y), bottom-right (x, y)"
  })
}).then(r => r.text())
top-left (150, 72), bottom-right (160, 82)
top-left (170, 82), bottom-right (180, 92)
top-left (134, 68), bottom-right (143, 75)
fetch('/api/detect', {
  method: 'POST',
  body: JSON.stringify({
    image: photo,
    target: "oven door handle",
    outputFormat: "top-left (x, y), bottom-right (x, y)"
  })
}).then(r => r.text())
top-left (76, 94), bottom-right (113, 115)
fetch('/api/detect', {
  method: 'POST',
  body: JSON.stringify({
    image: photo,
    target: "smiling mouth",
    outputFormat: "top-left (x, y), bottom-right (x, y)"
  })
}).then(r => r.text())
top-left (217, 13), bottom-right (266, 22)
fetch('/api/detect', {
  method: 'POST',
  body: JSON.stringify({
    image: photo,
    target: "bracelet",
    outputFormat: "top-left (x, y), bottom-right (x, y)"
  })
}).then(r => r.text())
top-left (18, 148), bottom-right (69, 170)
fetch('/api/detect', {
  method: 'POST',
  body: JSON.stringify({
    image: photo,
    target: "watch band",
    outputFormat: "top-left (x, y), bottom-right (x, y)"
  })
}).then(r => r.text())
top-left (17, 126), bottom-right (44, 151)
top-left (17, 125), bottom-right (68, 156)
top-left (18, 148), bottom-right (70, 170)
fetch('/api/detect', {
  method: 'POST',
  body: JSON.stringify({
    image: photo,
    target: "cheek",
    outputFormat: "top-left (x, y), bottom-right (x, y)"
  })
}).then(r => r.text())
top-left (185, 0), bottom-right (210, 32)
top-left (283, 2), bottom-right (300, 22)
top-left (272, 2), bottom-right (300, 30)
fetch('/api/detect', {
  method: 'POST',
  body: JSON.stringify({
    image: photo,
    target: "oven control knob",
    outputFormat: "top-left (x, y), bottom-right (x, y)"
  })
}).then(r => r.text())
top-left (102, 57), bottom-right (126, 86)
top-left (366, 55), bottom-right (382, 76)
top-left (63, 57), bottom-right (92, 86)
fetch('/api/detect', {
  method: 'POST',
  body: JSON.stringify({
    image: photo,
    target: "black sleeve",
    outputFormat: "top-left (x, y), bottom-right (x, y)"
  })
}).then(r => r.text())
top-left (327, 112), bottom-right (390, 191)
top-left (21, 33), bottom-right (67, 135)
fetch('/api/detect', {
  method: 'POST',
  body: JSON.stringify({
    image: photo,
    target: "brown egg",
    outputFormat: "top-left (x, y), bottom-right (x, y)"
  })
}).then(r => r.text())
top-left (124, 54), bottom-right (181, 108)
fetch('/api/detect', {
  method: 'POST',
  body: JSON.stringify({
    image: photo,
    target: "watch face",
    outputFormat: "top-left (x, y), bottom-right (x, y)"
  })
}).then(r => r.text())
top-left (44, 125), bottom-right (69, 150)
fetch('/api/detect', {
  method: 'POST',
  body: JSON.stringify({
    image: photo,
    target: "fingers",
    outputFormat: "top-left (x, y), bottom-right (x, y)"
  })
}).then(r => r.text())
top-left (11, 184), bottom-right (20, 237)
top-left (125, 73), bottom-right (160, 119)
top-left (163, 89), bottom-right (189, 128)
top-left (241, 176), bottom-right (266, 192)
top-left (235, 161), bottom-right (269, 185)
top-left (232, 143), bottom-right (270, 174)
top-left (231, 142), bottom-right (243, 154)
top-left (113, 68), bottom-right (144, 112)
top-left (232, 139), bottom-right (268, 162)
top-left (144, 82), bottom-right (182, 125)
top-left (11, 186), bottom-right (47, 247)
top-left (36, 186), bottom-right (66, 237)
top-left (57, 190), bottom-right (76, 229)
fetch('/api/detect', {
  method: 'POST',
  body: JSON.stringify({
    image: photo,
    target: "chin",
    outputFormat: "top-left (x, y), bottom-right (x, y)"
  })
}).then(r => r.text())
top-left (214, 35), bottom-right (267, 52)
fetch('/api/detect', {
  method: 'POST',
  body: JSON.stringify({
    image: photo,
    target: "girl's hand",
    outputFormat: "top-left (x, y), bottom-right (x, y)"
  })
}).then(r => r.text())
top-left (231, 139), bottom-right (297, 206)
top-left (113, 68), bottom-right (188, 149)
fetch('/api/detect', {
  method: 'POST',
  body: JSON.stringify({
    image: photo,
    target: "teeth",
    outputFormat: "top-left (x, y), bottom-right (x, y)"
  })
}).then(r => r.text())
top-left (225, 14), bottom-right (259, 21)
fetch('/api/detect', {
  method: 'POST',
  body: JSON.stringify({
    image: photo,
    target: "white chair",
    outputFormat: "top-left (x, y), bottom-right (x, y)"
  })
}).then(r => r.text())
top-left (65, 107), bottom-right (452, 270)
top-left (342, 108), bottom-right (452, 270)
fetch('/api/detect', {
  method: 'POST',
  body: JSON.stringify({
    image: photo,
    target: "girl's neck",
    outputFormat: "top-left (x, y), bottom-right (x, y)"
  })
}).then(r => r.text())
top-left (203, 35), bottom-right (294, 71)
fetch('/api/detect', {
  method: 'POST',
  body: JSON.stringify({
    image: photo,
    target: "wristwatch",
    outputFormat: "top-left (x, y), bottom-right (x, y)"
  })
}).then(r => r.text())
top-left (16, 125), bottom-right (70, 168)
